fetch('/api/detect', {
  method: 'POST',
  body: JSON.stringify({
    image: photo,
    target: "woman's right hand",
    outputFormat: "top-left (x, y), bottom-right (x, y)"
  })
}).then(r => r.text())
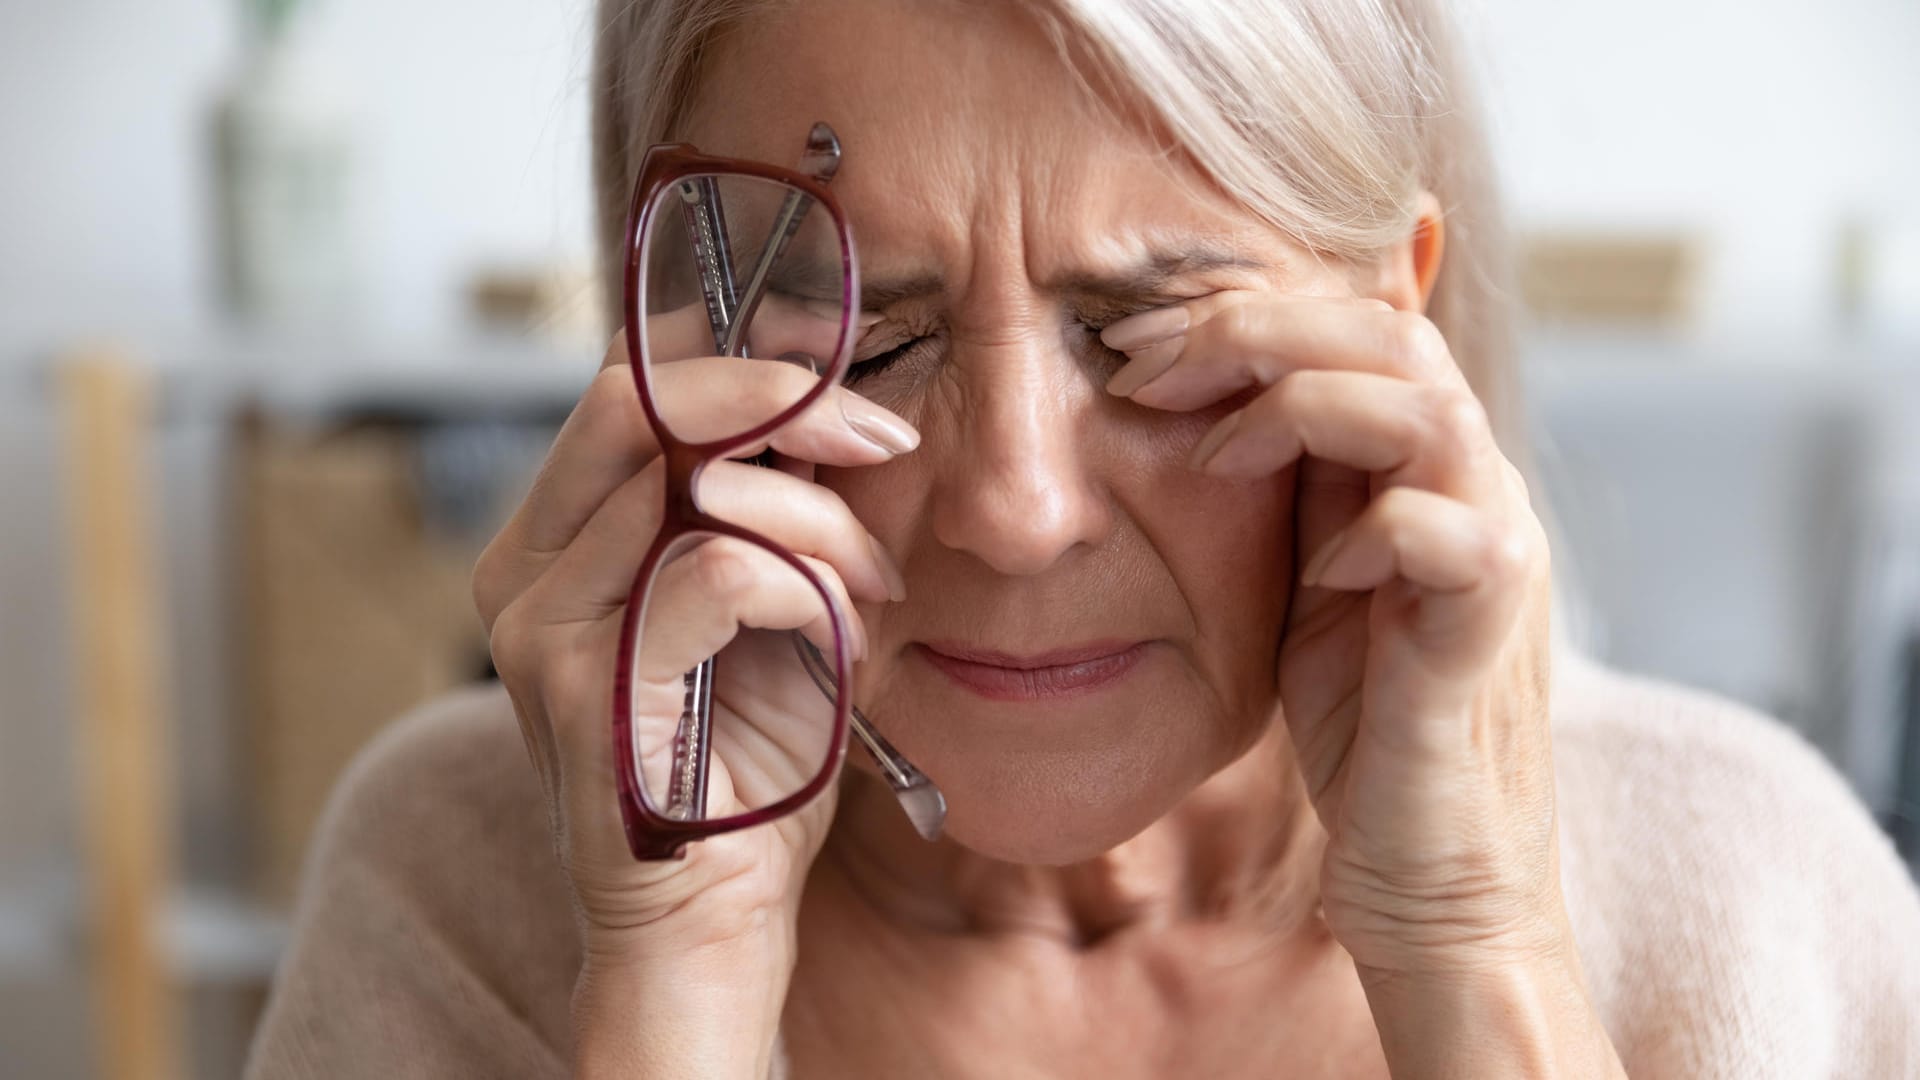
top-left (472, 317), bottom-right (916, 963)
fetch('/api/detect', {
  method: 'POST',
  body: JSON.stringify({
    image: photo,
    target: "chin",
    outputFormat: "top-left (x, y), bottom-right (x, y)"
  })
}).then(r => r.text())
top-left (909, 713), bottom-right (1222, 866)
top-left (850, 643), bottom-right (1256, 864)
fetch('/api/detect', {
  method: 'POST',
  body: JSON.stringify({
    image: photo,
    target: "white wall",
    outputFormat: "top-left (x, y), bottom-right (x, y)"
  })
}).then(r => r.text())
top-left (1, 0), bottom-right (1915, 893)
top-left (0, 0), bottom-right (595, 352)
top-left (3, 0), bottom-right (1917, 872)
top-left (0, 2), bottom-right (1916, 1071)
top-left (1473, 0), bottom-right (1920, 336)
top-left (3, 0), bottom-right (1916, 355)
top-left (0, 0), bottom-right (595, 892)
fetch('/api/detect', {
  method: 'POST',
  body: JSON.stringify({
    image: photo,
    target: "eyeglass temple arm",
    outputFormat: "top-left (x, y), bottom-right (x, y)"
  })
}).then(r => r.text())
top-left (791, 633), bottom-right (946, 841)
top-left (666, 128), bottom-right (835, 819)
top-left (663, 654), bottom-right (713, 822)
top-left (682, 175), bottom-right (741, 354)
top-left (721, 123), bottom-right (844, 358)
top-left (757, 126), bottom-right (948, 840)
top-left (661, 128), bottom-right (830, 820)
top-left (668, 123), bottom-right (946, 838)
top-left (661, 179), bottom-right (739, 819)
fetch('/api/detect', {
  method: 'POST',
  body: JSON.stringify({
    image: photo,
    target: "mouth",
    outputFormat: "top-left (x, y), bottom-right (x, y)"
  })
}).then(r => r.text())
top-left (913, 640), bottom-right (1149, 701)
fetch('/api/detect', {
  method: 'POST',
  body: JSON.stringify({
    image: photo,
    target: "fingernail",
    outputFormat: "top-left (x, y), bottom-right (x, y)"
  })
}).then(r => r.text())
top-left (1106, 337), bottom-right (1185, 398)
top-left (1187, 411), bottom-right (1243, 471)
top-left (1301, 527), bottom-right (1351, 588)
top-left (1100, 305), bottom-right (1189, 352)
top-left (868, 534), bottom-right (908, 602)
top-left (841, 394), bottom-right (920, 454)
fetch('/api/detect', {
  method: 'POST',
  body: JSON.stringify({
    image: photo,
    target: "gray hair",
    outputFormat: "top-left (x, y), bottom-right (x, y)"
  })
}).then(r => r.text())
top-left (589, 0), bottom-right (1524, 467)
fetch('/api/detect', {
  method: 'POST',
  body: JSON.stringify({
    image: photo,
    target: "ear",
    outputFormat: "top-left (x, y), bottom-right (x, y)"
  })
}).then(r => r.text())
top-left (1362, 189), bottom-right (1445, 314)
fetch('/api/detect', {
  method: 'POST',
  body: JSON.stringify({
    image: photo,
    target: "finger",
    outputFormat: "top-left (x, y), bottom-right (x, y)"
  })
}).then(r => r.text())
top-left (526, 458), bottom-right (901, 626)
top-left (500, 680), bottom-right (560, 810)
top-left (635, 290), bottom-right (853, 372)
top-left (1282, 447), bottom-right (1374, 634)
top-left (517, 359), bottom-right (908, 554)
top-left (630, 537), bottom-right (863, 683)
top-left (649, 356), bottom-right (918, 454)
top-left (506, 360), bottom-right (660, 557)
top-left (1102, 292), bottom-right (1469, 413)
top-left (484, 604), bottom-right (603, 808)
top-left (502, 539), bottom-right (861, 805)
top-left (1187, 370), bottom-right (1503, 505)
top-left (1299, 486), bottom-right (1535, 676)
top-left (742, 290), bottom-right (863, 369)
top-left (604, 301), bottom-right (719, 372)
top-left (552, 295), bottom-right (892, 549)
top-left (477, 361), bottom-right (914, 624)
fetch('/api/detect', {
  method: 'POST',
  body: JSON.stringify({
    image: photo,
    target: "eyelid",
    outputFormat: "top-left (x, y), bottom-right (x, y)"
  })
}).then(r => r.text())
top-left (1077, 297), bottom-right (1198, 333)
top-left (1079, 309), bottom-right (1140, 333)
top-left (852, 321), bottom-right (917, 362)
top-left (857, 303), bottom-right (946, 343)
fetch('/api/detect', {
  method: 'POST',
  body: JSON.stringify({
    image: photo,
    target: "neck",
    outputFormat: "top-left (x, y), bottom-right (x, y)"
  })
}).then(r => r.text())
top-left (819, 723), bottom-right (1327, 947)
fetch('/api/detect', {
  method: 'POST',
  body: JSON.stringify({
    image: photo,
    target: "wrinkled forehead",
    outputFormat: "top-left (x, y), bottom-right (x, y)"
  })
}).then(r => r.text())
top-left (673, 0), bottom-right (1303, 294)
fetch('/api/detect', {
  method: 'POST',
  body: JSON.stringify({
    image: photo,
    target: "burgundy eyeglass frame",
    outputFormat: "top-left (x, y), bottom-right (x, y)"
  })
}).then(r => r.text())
top-left (611, 141), bottom-right (861, 860)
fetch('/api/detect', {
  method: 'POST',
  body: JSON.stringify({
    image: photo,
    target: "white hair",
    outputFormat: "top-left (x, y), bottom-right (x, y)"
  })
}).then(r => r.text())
top-left (591, 0), bottom-right (1522, 458)
top-left (590, 0), bottom-right (1591, 648)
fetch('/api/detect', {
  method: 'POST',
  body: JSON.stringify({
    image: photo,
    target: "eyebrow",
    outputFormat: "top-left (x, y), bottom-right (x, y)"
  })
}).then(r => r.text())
top-left (858, 246), bottom-right (1276, 311)
top-left (765, 244), bottom-right (1277, 312)
top-left (1046, 247), bottom-right (1276, 299)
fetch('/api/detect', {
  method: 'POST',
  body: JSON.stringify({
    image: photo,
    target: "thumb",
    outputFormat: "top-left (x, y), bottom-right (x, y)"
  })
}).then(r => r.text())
top-left (1283, 454), bottom-right (1371, 638)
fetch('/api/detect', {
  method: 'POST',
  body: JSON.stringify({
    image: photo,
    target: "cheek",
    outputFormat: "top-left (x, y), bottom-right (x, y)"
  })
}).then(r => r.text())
top-left (1112, 386), bottom-right (1263, 463)
top-left (1107, 386), bottom-right (1288, 560)
top-left (1156, 468), bottom-right (1295, 630)
top-left (1123, 401), bottom-right (1296, 670)
top-left (814, 456), bottom-right (918, 537)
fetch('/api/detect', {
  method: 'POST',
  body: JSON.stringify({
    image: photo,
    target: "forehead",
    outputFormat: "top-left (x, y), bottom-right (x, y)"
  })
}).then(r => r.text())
top-left (678, 0), bottom-right (1302, 288)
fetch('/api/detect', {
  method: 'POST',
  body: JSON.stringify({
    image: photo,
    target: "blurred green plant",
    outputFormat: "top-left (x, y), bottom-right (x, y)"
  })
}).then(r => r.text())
top-left (248, 0), bottom-right (304, 39)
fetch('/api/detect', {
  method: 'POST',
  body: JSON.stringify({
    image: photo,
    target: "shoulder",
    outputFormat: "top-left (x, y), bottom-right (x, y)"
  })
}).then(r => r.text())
top-left (318, 681), bottom-right (548, 860)
top-left (246, 684), bottom-right (577, 1079)
top-left (1549, 648), bottom-right (1920, 1078)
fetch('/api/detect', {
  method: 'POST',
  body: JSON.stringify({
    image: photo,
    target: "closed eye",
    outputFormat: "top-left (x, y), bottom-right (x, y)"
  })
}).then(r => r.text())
top-left (847, 335), bottom-right (935, 384)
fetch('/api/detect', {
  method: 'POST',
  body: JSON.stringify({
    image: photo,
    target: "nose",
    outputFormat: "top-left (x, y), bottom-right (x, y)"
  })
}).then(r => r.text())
top-left (928, 340), bottom-right (1112, 576)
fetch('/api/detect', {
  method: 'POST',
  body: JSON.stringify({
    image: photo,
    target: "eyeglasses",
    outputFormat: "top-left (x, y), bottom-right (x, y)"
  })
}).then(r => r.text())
top-left (613, 122), bottom-right (946, 860)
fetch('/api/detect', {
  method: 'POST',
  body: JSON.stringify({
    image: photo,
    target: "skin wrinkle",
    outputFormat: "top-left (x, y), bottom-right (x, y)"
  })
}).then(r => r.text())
top-left (690, 7), bottom-right (1372, 1034)
top-left (427, 0), bottom-right (1649, 1074)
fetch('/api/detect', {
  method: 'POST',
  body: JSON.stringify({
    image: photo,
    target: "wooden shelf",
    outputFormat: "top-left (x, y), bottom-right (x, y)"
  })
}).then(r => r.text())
top-left (0, 880), bottom-right (286, 983)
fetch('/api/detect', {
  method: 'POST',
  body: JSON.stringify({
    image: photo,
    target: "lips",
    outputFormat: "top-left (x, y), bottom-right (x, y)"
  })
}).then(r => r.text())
top-left (914, 640), bottom-right (1148, 701)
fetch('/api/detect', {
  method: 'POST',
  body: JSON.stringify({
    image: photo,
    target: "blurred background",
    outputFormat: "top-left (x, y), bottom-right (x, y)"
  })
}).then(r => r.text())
top-left (1, 1), bottom-right (1917, 1076)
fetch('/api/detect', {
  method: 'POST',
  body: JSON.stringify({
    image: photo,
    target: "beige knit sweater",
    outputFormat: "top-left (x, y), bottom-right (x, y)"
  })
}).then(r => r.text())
top-left (245, 648), bottom-right (1920, 1077)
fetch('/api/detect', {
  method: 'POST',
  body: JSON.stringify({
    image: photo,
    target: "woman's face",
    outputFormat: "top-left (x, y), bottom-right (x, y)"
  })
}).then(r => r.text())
top-left (684, 0), bottom-right (1363, 864)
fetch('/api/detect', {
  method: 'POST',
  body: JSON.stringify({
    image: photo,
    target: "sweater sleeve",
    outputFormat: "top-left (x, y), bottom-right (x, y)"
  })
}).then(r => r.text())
top-left (1552, 657), bottom-right (1920, 1079)
top-left (1782, 727), bottom-right (1920, 1078)
top-left (244, 685), bottom-right (579, 1080)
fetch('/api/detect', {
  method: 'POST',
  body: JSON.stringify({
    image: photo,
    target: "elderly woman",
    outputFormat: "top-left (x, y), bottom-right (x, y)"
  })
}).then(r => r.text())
top-left (247, 0), bottom-right (1920, 1076)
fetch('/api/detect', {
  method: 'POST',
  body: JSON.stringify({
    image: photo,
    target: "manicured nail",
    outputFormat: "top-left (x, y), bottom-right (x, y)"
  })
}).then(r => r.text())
top-left (840, 393), bottom-right (920, 454)
top-left (1100, 305), bottom-right (1189, 352)
top-left (868, 534), bottom-right (908, 602)
top-left (1187, 411), bottom-right (1243, 471)
top-left (1106, 337), bottom-right (1187, 398)
top-left (1301, 527), bottom-right (1351, 588)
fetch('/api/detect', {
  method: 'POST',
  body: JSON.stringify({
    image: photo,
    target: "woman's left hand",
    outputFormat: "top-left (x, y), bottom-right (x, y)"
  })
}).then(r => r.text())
top-left (1103, 292), bottom-right (1619, 1076)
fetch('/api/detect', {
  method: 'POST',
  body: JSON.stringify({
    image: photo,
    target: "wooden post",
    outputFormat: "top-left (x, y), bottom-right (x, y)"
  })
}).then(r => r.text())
top-left (58, 351), bottom-right (184, 1080)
